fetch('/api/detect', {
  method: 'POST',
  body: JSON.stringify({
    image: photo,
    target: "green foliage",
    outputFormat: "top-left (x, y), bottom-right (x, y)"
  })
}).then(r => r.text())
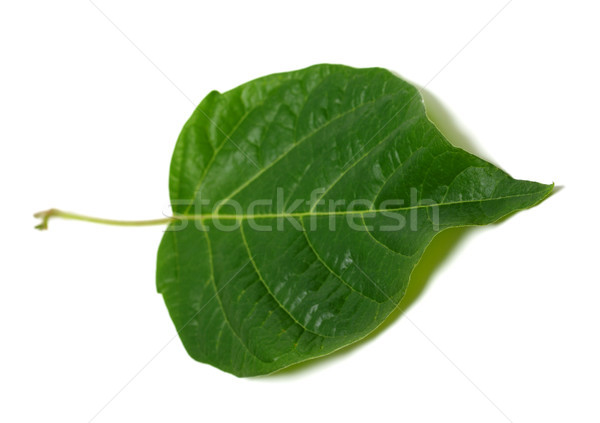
top-left (157, 64), bottom-right (552, 377)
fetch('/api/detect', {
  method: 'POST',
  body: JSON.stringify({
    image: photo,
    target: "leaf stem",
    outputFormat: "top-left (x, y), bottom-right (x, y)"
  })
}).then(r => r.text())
top-left (33, 208), bottom-right (175, 230)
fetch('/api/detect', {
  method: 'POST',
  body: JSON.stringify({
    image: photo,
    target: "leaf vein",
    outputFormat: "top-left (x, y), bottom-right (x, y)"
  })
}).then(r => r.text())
top-left (299, 218), bottom-right (385, 304)
top-left (202, 230), bottom-right (268, 363)
top-left (208, 91), bottom-right (404, 213)
top-left (239, 222), bottom-right (333, 338)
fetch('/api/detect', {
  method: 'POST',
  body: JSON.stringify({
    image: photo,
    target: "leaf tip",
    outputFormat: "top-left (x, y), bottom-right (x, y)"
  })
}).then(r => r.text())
top-left (544, 181), bottom-right (557, 198)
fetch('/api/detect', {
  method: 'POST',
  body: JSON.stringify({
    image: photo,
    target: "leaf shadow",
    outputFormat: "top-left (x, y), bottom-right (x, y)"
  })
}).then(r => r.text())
top-left (261, 88), bottom-right (495, 380)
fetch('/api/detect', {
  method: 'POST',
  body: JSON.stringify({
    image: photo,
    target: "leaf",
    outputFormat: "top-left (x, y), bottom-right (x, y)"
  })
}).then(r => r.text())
top-left (156, 64), bottom-right (552, 377)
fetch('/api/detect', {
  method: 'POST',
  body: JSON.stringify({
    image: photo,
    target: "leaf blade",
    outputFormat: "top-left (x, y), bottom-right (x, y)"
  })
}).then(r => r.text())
top-left (157, 64), bottom-right (552, 376)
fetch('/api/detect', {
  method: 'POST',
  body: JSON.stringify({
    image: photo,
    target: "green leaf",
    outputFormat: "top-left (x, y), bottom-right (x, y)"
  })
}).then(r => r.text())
top-left (156, 64), bottom-right (552, 377)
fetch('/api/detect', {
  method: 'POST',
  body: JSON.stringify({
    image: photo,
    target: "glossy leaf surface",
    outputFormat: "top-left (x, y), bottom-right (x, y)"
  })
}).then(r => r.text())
top-left (157, 64), bottom-right (552, 376)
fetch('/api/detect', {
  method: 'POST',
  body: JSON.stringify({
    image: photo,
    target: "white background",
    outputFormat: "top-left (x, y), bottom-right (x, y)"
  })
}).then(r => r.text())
top-left (1, 1), bottom-right (598, 422)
